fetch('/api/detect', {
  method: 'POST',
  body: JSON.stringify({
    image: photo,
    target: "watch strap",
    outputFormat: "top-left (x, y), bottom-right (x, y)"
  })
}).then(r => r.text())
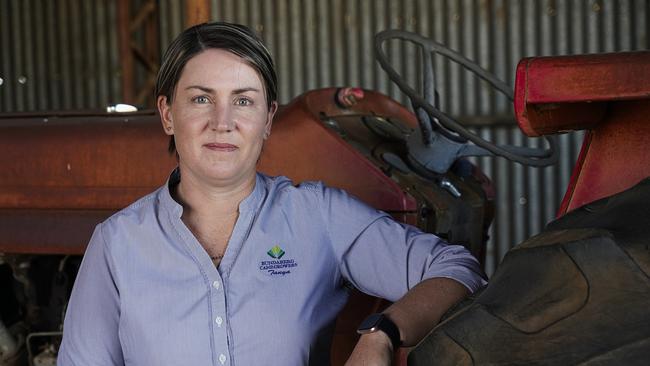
top-left (358, 313), bottom-right (402, 350)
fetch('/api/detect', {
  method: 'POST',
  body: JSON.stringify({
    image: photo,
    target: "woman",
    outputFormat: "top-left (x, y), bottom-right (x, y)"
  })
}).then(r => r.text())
top-left (58, 22), bottom-right (486, 366)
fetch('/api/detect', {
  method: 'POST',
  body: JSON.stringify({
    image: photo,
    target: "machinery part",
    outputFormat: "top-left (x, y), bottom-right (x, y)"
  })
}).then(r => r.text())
top-left (26, 332), bottom-right (61, 366)
top-left (4, 258), bottom-right (39, 328)
top-left (0, 256), bottom-right (73, 366)
top-left (513, 52), bottom-right (650, 216)
top-left (439, 178), bottom-right (461, 198)
top-left (0, 320), bottom-right (19, 363)
top-left (50, 257), bottom-right (71, 329)
top-left (335, 88), bottom-right (365, 108)
top-left (409, 178), bottom-right (650, 365)
top-left (374, 29), bottom-right (558, 174)
top-left (32, 346), bottom-right (57, 366)
top-left (317, 108), bottom-right (493, 260)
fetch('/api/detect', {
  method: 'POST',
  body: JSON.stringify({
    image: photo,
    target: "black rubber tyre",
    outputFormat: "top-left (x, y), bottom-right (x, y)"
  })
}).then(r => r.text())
top-left (409, 178), bottom-right (650, 365)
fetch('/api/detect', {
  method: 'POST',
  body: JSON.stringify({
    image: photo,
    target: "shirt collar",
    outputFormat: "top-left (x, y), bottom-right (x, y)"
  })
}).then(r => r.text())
top-left (159, 167), bottom-right (265, 218)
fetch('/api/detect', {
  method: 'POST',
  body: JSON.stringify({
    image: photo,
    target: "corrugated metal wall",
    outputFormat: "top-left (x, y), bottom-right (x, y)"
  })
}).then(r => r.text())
top-left (158, 0), bottom-right (650, 107)
top-left (2, 0), bottom-right (649, 274)
top-left (0, 0), bottom-right (121, 112)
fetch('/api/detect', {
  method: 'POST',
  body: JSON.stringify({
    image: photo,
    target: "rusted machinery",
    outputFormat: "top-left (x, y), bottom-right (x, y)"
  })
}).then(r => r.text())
top-left (409, 51), bottom-right (650, 365)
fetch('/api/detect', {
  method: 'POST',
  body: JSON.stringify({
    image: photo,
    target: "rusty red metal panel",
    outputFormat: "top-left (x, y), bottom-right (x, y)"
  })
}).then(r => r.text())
top-left (0, 112), bottom-right (174, 254)
top-left (558, 100), bottom-right (650, 215)
top-left (514, 51), bottom-right (650, 137)
top-left (519, 52), bottom-right (650, 105)
top-left (514, 51), bottom-right (650, 217)
top-left (557, 131), bottom-right (592, 217)
top-left (0, 113), bottom-right (176, 210)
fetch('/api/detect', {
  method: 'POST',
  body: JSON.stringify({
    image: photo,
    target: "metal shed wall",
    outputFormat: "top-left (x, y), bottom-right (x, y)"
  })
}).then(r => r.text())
top-left (0, 0), bottom-right (121, 112)
top-left (2, 0), bottom-right (649, 274)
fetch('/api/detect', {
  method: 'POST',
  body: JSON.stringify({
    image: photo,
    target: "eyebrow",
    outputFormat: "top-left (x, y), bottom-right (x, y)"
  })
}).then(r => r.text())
top-left (185, 85), bottom-right (261, 94)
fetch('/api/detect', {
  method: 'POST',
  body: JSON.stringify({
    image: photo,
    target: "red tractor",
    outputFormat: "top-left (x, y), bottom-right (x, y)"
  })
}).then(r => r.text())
top-left (410, 49), bottom-right (650, 365)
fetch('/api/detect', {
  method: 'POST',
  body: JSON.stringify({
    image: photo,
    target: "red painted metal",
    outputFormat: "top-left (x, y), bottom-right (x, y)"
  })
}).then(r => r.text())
top-left (0, 113), bottom-right (174, 255)
top-left (558, 100), bottom-right (650, 215)
top-left (515, 51), bottom-right (650, 137)
top-left (514, 51), bottom-right (650, 216)
top-left (0, 114), bottom-right (175, 212)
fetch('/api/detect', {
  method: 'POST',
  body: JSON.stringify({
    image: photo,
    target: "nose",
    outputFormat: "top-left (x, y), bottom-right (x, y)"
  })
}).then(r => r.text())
top-left (208, 103), bottom-right (235, 132)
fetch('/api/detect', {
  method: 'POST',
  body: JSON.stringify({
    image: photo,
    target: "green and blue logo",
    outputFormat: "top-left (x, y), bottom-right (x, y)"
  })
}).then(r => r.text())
top-left (260, 244), bottom-right (297, 276)
top-left (267, 245), bottom-right (285, 259)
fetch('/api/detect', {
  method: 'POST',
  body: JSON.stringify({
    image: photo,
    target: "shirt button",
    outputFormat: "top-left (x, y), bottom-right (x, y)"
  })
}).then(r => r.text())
top-left (219, 354), bottom-right (227, 364)
top-left (215, 316), bottom-right (223, 327)
top-left (212, 281), bottom-right (220, 290)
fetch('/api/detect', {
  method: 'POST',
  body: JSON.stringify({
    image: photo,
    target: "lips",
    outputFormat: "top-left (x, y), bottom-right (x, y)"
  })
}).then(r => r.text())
top-left (203, 143), bottom-right (238, 152)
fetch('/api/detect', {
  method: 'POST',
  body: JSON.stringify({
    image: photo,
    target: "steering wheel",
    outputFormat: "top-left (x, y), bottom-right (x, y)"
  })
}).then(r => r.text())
top-left (374, 29), bottom-right (558, 174)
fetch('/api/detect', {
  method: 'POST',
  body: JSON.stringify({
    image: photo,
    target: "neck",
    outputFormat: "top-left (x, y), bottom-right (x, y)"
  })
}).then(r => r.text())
top-left (174, 169), bottom-right (256, 219)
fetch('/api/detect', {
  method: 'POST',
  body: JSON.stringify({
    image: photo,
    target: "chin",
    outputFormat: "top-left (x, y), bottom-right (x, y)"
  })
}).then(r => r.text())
top-left (202, 165), bottom-right (253, 185)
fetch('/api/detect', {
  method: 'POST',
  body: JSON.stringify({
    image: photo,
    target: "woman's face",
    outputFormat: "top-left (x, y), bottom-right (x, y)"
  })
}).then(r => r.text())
top-left (158, 49), bottom-right (277, 187)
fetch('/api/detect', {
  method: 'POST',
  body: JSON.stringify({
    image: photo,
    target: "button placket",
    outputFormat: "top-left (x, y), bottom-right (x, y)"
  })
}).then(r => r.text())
top-left (212, 281), bottom-right (226, 330)
top-left (211, 274), bottom-right (228, 365)
top-left (208, 193), bottom-right (260, 366)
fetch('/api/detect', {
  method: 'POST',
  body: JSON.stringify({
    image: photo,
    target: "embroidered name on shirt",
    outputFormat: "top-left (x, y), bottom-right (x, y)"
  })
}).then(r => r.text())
top-left (260, 245), bottom-right (298, 276)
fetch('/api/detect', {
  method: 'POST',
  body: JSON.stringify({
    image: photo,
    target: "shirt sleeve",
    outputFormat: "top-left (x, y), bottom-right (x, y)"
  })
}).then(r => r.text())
top-left (57, 223), bottom-right (124, 366)
top-left (318, 184), bottom-right (487, 302)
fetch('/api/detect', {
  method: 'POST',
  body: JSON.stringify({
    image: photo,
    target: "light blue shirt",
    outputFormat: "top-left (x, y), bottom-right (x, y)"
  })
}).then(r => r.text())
top-left (58, 170), bottom-right (486, 366)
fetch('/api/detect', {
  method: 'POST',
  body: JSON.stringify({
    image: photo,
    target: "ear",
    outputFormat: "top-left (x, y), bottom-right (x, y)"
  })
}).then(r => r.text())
top-left (264, 101), bottom-right (278, 138)
top-left (157, 95), bottom-right (174, 136)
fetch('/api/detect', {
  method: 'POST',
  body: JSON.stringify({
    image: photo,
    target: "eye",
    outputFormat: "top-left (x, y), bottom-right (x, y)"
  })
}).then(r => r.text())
top-left (192, 95), bottom-right (210, 104)
top-left (234, 97), bottom-right (253, 106)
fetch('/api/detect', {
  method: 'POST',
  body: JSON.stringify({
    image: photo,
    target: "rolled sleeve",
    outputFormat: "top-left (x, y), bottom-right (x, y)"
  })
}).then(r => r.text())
top-left (57, 224), bottom-right (124, 366)
top-left (413, 234), bottom-right (488, 293)
top-left (320, 185), bottom-right (486, 301)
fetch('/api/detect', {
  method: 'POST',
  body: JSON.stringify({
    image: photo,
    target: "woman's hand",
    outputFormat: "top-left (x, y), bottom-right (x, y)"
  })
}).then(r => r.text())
top-left (345, 331), bottom-right (394, 366)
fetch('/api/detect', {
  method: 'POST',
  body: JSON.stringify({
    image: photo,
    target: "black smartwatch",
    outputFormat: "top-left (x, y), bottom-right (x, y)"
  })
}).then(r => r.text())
top-left (356, 313), bottom-right (402, 350)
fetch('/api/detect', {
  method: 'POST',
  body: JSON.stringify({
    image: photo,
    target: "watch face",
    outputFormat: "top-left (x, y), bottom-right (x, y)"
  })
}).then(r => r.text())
top-left (357, 313), bottom-right (384, 333)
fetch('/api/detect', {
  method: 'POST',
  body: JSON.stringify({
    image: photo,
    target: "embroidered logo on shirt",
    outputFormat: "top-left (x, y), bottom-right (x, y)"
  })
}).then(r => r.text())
top-left (267, 245), bottom-right (285, 259)
top-left (260, 245), bottom-right (297, 276)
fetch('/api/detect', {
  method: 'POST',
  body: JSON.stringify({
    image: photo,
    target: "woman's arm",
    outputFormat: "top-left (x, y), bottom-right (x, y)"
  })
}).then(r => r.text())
top-left (345, 277), bottom-right (469, 365)
top-left (317, 185), bottom-right (486, 364)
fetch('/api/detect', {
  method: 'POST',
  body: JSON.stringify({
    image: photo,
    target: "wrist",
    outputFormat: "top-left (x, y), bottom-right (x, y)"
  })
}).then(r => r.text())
top-left (357, 313), bottom-right (402, 350)
top-left (359, 331), bottom-right (394, 353)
